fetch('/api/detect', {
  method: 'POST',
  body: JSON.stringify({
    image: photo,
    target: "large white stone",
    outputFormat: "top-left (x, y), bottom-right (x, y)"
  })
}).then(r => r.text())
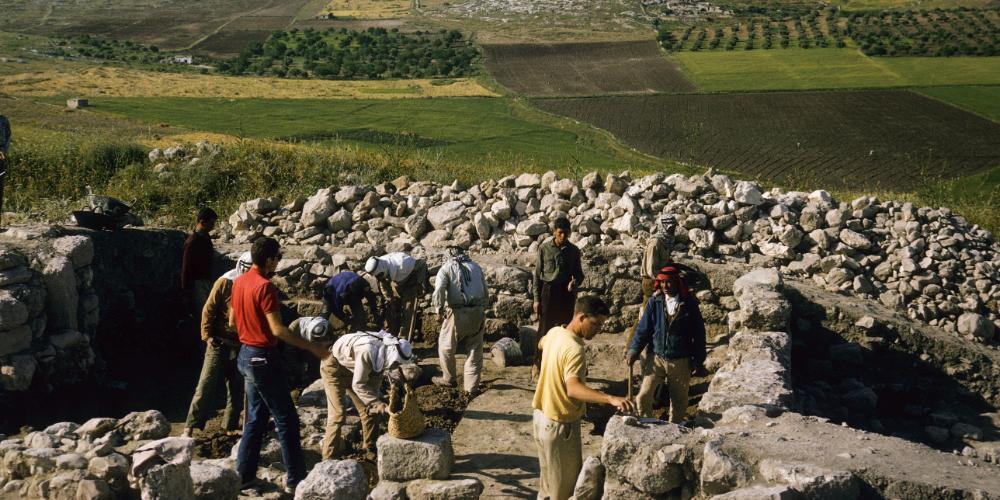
top-left (294, 460), bottom-right (367, 500)
top-left (404, 478), bottom-right (484, 499)
top-left (139, 463), bottom-right (194, 500)
top-left (377, 428), bottom-right (454, 481)
top-left (600, 416), bottom-right (688, 495)
top-left (428, 201), bottom-right (468, 229)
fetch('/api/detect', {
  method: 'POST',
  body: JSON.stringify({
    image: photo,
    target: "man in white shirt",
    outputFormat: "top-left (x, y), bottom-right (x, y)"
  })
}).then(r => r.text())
top-left (320, 330), bottom-right (413, 459)
top-left (431, 246), bottom-right (490, 394)
top-left (365, 252), bottom-right (428, 338)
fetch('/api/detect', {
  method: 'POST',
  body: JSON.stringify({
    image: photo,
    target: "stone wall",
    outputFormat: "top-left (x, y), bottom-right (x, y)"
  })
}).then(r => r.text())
top-left (218, 170), bottom-right (998, 345)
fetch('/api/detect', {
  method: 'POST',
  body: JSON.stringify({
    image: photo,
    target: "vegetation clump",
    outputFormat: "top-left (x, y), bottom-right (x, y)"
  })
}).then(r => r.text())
top-left (218, 27), bottom-right (479, 79)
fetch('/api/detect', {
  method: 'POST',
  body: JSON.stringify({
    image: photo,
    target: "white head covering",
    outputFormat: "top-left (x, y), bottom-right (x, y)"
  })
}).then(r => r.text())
top-left (301, 316), bottom-right (331, 343)
top-left (222, 251), bottom-right (253, 281)
top-left (364, 257), bottom-right (381, 275)
top-left (342, 331), bottom-right (413, 373)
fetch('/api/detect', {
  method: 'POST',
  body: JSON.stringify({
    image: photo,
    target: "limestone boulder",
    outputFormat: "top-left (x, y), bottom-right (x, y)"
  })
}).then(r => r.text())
top-left (573, 456), bottom-right (605, 500)
top-left (138, 463), bottom-right (194, 500)
top-left (757, 460), bottom-right (859, 499)
top-left (118, 410), bottom-right (171, 441)
top-left (404, 478), bottom-right (484, 499)
top-left (957, 313), bottom-right (995, 341)
top-left (190, 462), bottom-right (240, 500)
top-left (294, 459), bottom-right (367, 500)
top-left (428, 201), bottom-right (468, 230)
top-left (600, 416), bottom-right (688, 495)
top-left (377, 428), bottom-right (454, 481)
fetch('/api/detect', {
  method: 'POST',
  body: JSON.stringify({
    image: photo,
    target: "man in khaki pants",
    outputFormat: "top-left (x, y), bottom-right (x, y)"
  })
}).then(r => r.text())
top-left (532, 296), bottom-right (635, 500)
top-left (626, 266), bottom-right (707, 423)
top-left (320, 331), bottom-right (412, 459)
top-left (431, 246), bottom-right (489, 395)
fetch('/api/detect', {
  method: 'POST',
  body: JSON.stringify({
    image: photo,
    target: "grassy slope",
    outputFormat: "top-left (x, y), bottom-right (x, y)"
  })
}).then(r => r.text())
top-left (84, 96), bottom-right (663, 177)
top-left (916, 86), bottom-right (1000, 123)
top-left (672, 49), bottom-right (1000, 92)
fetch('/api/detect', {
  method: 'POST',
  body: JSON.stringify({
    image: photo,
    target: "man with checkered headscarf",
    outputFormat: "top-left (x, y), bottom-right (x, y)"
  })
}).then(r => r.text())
top-left (182, 251), bottom-right (252, 438)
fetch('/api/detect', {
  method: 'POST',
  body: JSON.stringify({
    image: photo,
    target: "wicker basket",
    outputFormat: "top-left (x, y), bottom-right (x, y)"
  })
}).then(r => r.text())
top-left (387, 383), bottom-right (426, 439)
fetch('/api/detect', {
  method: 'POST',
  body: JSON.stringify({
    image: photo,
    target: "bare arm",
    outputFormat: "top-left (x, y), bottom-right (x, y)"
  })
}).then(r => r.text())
top-left (566, 376), bottom-right (634, 412)
top-left (266, 311), bottom-right (329, 359)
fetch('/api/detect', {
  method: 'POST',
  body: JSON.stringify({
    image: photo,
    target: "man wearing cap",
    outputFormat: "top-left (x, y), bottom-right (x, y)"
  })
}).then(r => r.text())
top-left (320, 330), bottom-right (413, 459)
top-left (322, 271), bottom-right (379, 332)
top-left (432, 246), bottom-right (489, 394)
top-left (364, 252), bottom-right (429, 338)
top-left (624, 214), bottom-right (678, 358)
top-left (182, 251), bottom-right (251, 438)
top-left (289, 316), bottom-right (333, 344)
top-left (626, 266), bottom-right (706, 423)
top-left (230, 237), bottom-right (330, 493)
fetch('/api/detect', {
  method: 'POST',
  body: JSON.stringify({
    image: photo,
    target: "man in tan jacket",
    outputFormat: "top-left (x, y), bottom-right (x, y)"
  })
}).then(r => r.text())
top-left (182, 252), bottom-right (251, 438)
top-left (320, 331), bottom-right (413, 459)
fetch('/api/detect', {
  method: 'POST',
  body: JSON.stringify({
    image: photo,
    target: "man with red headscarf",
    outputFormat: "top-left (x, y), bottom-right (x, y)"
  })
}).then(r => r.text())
top-left (626, 266), bottom-right (706, 423)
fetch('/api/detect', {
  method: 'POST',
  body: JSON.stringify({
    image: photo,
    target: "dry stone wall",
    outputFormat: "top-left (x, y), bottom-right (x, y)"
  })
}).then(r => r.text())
top-left (219, 170), bottom-right (998, 345)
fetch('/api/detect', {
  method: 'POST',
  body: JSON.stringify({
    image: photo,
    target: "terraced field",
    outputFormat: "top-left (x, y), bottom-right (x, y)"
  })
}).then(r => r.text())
top-left (535, 90), bottom-right (1000, 189)
top-left (483, 41), bottom-right (696, 96)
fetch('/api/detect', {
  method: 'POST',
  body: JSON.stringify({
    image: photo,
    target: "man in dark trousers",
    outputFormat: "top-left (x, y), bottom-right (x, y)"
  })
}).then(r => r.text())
top-left (533, 216), bottom-right (584, 335)
top-left (230, 237), bottom-right (331, 493)
top-left (626, 266), bottom-right (707, 424)
top-left (0, 114), bottom-right (11, 228)
top-left (322, 271), bottom-right (379, 332)
top-left (182, 207), bottom-right (218, 323)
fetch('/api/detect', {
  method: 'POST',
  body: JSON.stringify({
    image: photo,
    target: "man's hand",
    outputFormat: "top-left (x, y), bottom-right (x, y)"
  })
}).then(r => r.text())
top-left (625, 351), bottom-right (639, 367)
top-left (567, 277), bottom-right (576, 293)
top-left (532, 301), bottom-right (540, 315)
top-left (607, 395), bottom-right (636, 414)
top-left (367, 402), bottom-right (388, 416)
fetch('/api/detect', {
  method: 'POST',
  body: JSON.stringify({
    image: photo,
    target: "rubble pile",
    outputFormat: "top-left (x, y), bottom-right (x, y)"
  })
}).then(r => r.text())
top-left (219, 170), bottom-right (998, 344)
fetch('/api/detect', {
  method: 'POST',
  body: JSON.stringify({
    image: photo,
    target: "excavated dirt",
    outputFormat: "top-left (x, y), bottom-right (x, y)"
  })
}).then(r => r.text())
top-left (414, 384), bottom-right (472, 433)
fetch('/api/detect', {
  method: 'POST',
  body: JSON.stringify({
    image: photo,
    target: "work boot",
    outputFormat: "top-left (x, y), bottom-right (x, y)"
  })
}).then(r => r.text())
top-left (432, 376), bottom-right (456, 388)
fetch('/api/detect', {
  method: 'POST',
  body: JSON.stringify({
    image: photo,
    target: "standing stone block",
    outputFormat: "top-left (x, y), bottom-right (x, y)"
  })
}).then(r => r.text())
top-left (139, 463), bottom-right (194, 500)
top-left (294, 460), bottom-right (367, 500)
top-left (42, 256), bottom-right (79, 331)
top-left (600, 416), bottom-right (688, 495)
top-left (377, 428), bottom-right (454, 481)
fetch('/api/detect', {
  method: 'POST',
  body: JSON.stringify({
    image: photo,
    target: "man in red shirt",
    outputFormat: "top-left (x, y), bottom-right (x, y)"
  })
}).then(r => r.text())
top-left (230, 237), bottom-right (330, 493)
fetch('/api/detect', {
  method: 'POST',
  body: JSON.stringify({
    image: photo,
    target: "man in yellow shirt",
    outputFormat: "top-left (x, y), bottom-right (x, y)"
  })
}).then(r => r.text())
top-left (532, 295), bottom-right (635, 500)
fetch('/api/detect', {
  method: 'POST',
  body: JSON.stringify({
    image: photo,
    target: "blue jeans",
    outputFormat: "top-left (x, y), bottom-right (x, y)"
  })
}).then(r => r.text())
top-left (236, 345), bottom-right (306, 487)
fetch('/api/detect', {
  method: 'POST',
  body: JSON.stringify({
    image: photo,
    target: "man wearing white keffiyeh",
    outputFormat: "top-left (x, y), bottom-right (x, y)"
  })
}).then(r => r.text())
top-left (320, 330), bottom-right (413, 459)
top-left (431, 245), bottom-right (489, 394)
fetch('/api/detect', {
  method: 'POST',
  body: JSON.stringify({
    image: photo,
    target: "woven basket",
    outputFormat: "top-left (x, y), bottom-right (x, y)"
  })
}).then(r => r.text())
top-left (387, 383), bottom-right (426, 439)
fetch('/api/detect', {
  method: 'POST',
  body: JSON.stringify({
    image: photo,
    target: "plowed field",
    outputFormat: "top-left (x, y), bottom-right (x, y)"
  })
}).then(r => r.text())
top-left (535, 90), bottom-right (1000, 189)
top-left (483, 40), bottom-right (696, 97)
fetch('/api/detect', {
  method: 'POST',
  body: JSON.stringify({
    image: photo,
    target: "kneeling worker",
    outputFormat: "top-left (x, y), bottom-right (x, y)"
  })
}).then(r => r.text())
top-left (321, 330), bottom-right (413, 460)
top-left (626, 266), bottom-right (706, 423)
top-left (432, 246), bottom-right (489, 394)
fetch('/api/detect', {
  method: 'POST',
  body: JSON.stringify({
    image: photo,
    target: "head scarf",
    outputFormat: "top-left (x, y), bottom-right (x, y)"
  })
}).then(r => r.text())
top-left (348, 331), bottom-right (414, 373)
top-left (654, 266), bottom-right (690, 298)
top-left (445, 246), bottom-right (474, 301)
top-left (222, 251), bottom-right (253, 281)
top-left (301, 316), bottom-right (331, 343)
top-left (657, 214), bottom-right (677, 243)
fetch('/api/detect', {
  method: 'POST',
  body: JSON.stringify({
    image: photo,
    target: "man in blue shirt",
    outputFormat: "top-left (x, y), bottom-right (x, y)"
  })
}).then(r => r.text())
top-left (322, 271), bottom-right (379, 332)
top-left (626, 266), bottom-right (706, 423)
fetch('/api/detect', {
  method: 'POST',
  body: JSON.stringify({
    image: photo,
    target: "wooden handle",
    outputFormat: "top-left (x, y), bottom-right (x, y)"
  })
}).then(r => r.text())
top-left (627, 363), bottom-right (634, 401)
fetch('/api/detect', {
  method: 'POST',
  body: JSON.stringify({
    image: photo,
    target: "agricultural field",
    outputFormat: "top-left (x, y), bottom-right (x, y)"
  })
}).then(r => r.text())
top-left (219, 28), bottom-right (479, 79)
top-left (0, 67), bottom-right (495, 99)
top-left (81, 96), bottom-right (661, 175)
top-left (918, 85), bottom-right (1000, 122)
top-left (483, 41), bottom-right (695, 96)
top-left (533, 90), bottom-right (1000, 189)
top-left (672, 48), bottom-right (1000, 91)
top-left (659, 7), bottom-right (1000, 56)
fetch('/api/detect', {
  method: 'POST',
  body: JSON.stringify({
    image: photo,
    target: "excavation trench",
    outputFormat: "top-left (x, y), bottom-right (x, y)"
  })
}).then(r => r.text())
top-left (2, 227), bottom-right (998, 498)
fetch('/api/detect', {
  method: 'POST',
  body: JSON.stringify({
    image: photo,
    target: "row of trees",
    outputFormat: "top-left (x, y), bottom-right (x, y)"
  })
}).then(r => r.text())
top-left (218, 27), bottom-right (479, 80)
top-left (657, 7), bottom-right (997, 56)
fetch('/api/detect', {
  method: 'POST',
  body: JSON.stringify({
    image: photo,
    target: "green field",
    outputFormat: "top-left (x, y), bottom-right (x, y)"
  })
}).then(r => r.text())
top-left (918, 86), bottom-right (1000, 122)
top-left (86, 96), bottom-right (661, 177)
top-left (672, 49), bottom-right (1000, 92)
top-left (831, 0), bottom-right (999, 10)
